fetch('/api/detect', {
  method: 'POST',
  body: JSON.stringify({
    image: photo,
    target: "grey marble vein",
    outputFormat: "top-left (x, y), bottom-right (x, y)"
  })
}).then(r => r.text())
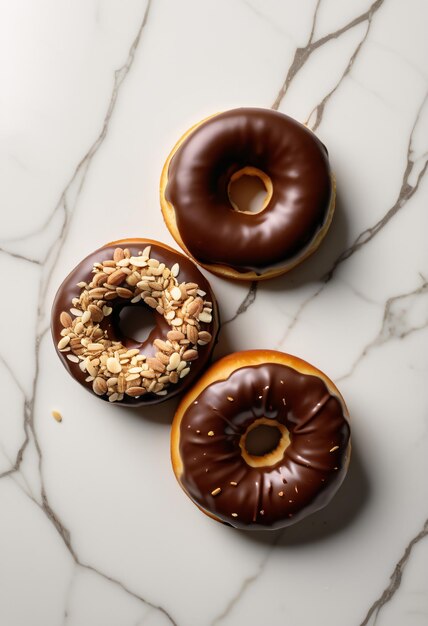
top-left (324, 91), bottom-right (428, 282)
top-left (0, 247), bottom-right (41, 265)
top-left (0, 353), bottom-right (30, 479)
top-left (359, 518), bottom-right (428, 625)
top-left (222, 281), bottom-right (258, 326)
top-left (279, 89), bottom-right (428, 344)
top-left (305, 9), bottom-right (376, 132)
top-left (211, 532), bottom-right (284, 625)
top-left (61, 563), bottom-right (77, 625)
top-left (338, 278), bottom-right (428, 381)
top-left (0, 0), bottom-right (152, 260)
top-left (186, 1), bottom-right (388, 335)
top-left (271, 0), bottom-right (385, 112)
top-left (241, 0), bottom-right (295, 42)
top-left (229, 1), bottom-right (387, 339)
top-left (0, 2), bottom-right (178, 623)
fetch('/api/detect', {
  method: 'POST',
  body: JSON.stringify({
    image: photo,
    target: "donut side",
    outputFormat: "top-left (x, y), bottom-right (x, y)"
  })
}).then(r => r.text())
top-left (160, 110), bottom-right (336, 281)
top-left (171, 350), bottom-right (351, 529)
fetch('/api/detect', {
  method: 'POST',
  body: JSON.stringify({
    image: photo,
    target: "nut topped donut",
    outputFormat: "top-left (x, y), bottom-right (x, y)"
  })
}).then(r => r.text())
top-left (171, 351), bottom-right (350, 529)
top-left (51, 239), bottom-right (219, 406)
top-left (160, 108), bottom-right (335, 281)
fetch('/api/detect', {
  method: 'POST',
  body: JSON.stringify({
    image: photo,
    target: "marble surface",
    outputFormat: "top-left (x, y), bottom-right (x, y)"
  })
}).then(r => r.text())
top-left (1, 1), bottom-right (427, 624)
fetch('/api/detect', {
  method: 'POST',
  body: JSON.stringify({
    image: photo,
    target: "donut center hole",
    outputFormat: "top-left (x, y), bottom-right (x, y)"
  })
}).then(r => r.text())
top-left (245, 424), bottom-right (282, 456)
top-left (228, 167), bottom-right (272, 215)
top-left (240, 418), bottom-right (290, 468)
top-left (117, 305), bottom-right (155, 343)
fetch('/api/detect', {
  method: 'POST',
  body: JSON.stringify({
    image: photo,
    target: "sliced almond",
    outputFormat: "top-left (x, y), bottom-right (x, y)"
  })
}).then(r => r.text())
top-left (116, 287), bottom-right (133, 299)
top-left (198, 331), bottom-right (212, 343)
top-left (106, 357), bottom-right (122, 374)
top-left (186, 325), bottom-right (198, 344)
top-left (166, 331), bottom-right (183, 343)
top-left (88, 287), bottom-right (108, 298)
top-left (86, 360), bottom-right (98, 378)
top-left (144, 296), bottom-right (158, 308)
top-left (140, 370), bottom-right (156, 379)
top-left (187, 298), bottom-right (204, 317)
top-left (170, 286), bottom-right (182, 301)
top-left (156, 351), bottom-right (170, 365)
top-left (113, 247), bottom-right (124, 262)
top-left (57, 336), bottom-right (70, 350)
top-left (129, 256), bottom-right (148, 267)
top-left (88, 304), bottom-right (103, 323)
top-left (60, 312), bottom-right (72, 328)
top-left (154, 339), bottom-right (171, 353)
top-left (107, 269), bottom-right (127, 285)
top-left (92, 377), bottom-right (107, 395)
top-left (125, 386), bottom-right (146, 397)
top-left (167, 352), bottom-right (181, 371)
top-left (104, 290), bottom-right (118, 300)
top-left (81, 310), bottom-right (91, 324)
top-left (169, 371), bottom-right (179, 384)
top-left (147, 357), bottom-right (165, 373)
top-left (88, 343), bottom-right (104, 351)
top-left (125, 373), bottom-right (141, 382)
top-left (198, 311), bottom-right (212, 324)
top-left (182, 349), bottom-right (198, 361)
top-left (179, 367), bottom-right (190, 378)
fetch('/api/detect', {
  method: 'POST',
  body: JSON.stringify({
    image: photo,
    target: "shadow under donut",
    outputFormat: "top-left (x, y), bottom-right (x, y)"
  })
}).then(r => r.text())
top-left (235, 435), bottom-right (370, 546)
top-left (261, 189), bottom-right (349, 294)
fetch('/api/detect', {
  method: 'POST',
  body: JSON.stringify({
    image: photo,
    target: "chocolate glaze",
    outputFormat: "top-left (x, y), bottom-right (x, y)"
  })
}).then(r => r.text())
top-left (51, 240), bottom-right (219, 406)
top-left (166, 108), bottom-right (332, 274)
top-left (178, 363), bottom-right (350, 529)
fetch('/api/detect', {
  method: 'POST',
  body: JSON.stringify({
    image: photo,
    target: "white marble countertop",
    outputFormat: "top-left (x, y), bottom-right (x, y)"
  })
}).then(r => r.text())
top-left (1, 1), bottom-right (427, 625)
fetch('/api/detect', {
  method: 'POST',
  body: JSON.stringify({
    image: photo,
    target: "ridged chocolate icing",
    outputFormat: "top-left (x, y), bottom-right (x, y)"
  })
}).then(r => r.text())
top-left (178, 363), bottom-right (350, 529)
top-left (51, 240), bottom-right (219, 406)
top-left (165, 108), bottom-right (333, 274)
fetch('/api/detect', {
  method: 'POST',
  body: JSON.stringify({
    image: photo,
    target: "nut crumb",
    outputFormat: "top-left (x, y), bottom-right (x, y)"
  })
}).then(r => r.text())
top-left (208, 430), bottom-right (214, 436)
top-left (51, 410), bottom-right (62, 423)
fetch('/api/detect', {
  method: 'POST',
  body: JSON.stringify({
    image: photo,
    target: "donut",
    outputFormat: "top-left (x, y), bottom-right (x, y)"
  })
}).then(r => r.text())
top-left (51, 239), bottom-right (219, 406)
top-left (171, 350), bottom-right (351, 529)
top-left (160, 108), bottom-right (335, 281)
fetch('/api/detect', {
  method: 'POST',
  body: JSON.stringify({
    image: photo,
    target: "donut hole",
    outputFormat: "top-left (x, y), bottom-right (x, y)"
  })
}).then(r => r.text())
top-left (240, 417), bottom-right (290, 468)
top-left (245, 424), bottom-right (282, 456)
top-left (228, 167), bottom-right (272, 215)
top-left (116, 305), bottom-right (155, 343)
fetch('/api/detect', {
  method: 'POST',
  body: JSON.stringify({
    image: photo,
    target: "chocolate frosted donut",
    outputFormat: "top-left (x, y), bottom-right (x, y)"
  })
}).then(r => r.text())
top-left (51, 239), bottom-right (219, 406)
top-left (171, 351), bottom-right (350, 529)
top-left (160, 108), bottom-right (335, 281)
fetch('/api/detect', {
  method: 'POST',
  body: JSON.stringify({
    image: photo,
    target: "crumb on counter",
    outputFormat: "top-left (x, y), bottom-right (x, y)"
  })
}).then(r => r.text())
top-left (51, 410), bottom-right (62, 423)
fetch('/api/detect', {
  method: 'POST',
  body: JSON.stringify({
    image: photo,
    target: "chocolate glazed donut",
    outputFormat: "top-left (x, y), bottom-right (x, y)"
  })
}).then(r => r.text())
top-left (51, 239), bottom-right (219, 406)
top-left (171, 351), bottom-right (351, 529)
top-left (160, 108), bottom-right (335, 281)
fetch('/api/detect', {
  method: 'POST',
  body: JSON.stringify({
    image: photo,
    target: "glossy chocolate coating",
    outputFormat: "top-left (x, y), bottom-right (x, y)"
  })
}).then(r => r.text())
top-left (166, 108), bottom-right (333, 274)
top-left (178, 363), bottom-right (350, 529)
top-left (51, 240), bottom-right (219, 406)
